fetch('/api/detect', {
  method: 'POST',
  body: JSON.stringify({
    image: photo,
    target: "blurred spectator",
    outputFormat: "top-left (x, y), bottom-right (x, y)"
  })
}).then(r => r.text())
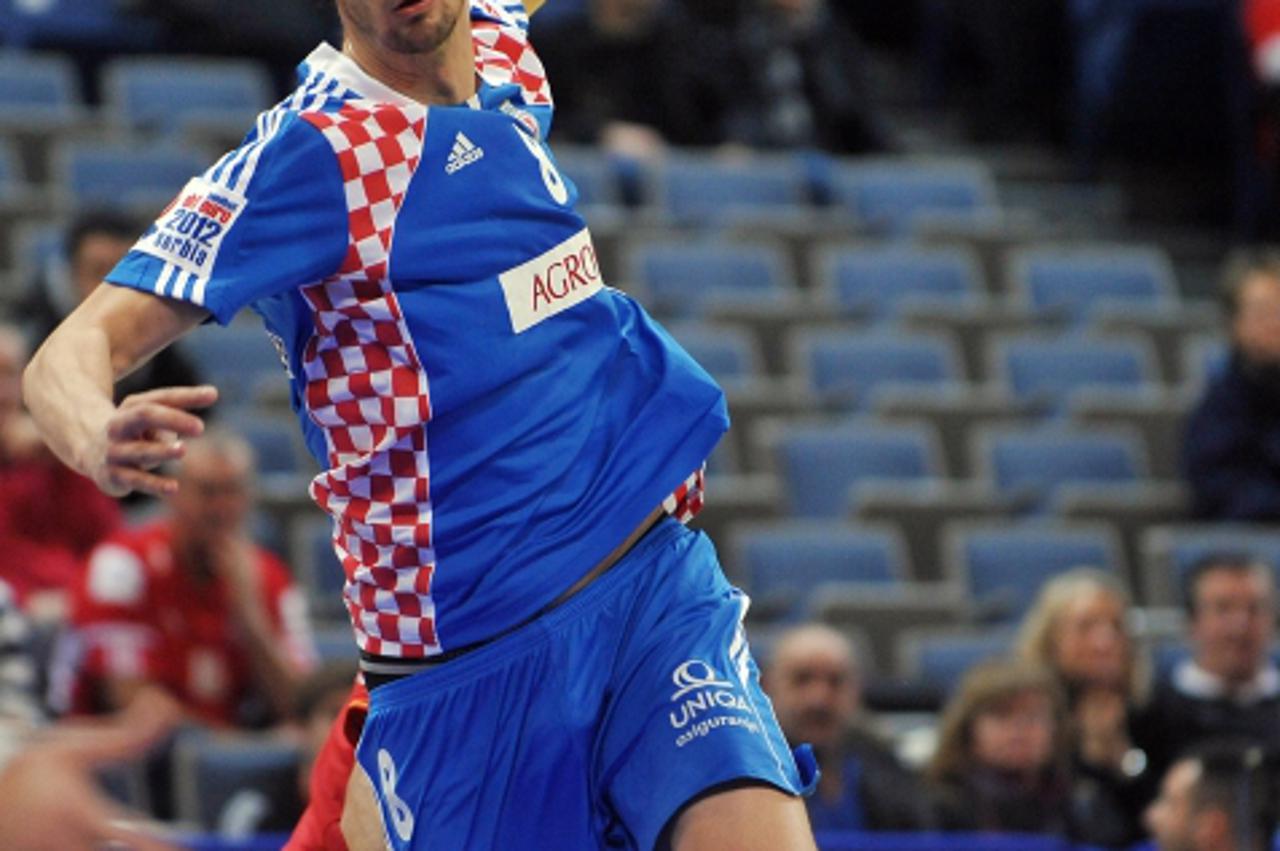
top-left (58, 427), bottom-right (315, 729)
top-left (0, 579), bottom-right (41, 726)
top-left (763, 624), bottom-right (932, 831)
top-left (926, 660), bottom-right (1081, 838)
top-left (534, 0), bottom-right (734, 157)
top-left (17, 211), bottom-right (203, 405)
top-left (0, 323), bottom-right (120, 618)
top-left (0, 691), bottom-right (180, 851)
top-left (1184, 250), bottom-right (1280, 521)
top-left (1137, 554), bottom-right (1280, 793)
top-left (1016, 568), bottom-right (1152, 846)
top-left (1145, 742), bottom-right (1279, 851)
top-left (723, 0), bottom-right (894, 154)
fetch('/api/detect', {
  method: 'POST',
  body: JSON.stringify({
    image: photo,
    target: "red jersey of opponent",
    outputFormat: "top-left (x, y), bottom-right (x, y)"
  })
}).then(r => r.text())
top-left (65, 521), bottom-right (315, 726)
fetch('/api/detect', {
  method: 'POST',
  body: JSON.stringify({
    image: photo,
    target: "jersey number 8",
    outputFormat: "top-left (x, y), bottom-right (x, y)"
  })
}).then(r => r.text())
top-left (513, 126), bottom-right (569, 206)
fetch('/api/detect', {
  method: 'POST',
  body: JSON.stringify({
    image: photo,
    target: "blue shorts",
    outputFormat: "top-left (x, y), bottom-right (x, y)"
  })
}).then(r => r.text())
top-left (354, 517), bottom-right (817, 850)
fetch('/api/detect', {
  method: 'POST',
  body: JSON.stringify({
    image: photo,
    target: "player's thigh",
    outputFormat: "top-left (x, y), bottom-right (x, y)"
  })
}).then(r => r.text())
top-left (663, 782), bottom-right (817, 851)
top-left (597, 526), bottom-right (817, 849)
top-left (340, 765), bottom-right (385, 851)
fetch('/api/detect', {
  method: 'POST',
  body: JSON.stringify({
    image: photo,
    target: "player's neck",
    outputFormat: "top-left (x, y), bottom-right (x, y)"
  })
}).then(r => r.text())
top-left (343, 23), bottom-right (477, 106)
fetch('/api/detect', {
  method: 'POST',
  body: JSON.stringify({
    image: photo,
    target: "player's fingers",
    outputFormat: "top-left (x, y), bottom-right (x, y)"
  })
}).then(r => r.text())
top-left (120, 384), bottom-right (219, 412)
top-left (103, 464), bottom-right (182, 498)
top-left (107, 403), bottom-right (206, 442)
top-left (104, 439), bottom-right (186, 471)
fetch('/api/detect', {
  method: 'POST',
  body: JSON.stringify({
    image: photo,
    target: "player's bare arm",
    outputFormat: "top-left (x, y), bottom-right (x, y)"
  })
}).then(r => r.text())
top-left (22, 284), bottom-right (216, 497)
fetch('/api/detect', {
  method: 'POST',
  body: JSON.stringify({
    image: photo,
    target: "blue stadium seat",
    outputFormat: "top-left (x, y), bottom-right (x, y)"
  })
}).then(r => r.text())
top-left (182, 322), bottom-right (289, 404)
top-left (732, 522), bottom-right (905, 616)
top-left (830, 161), bottom-right (997, 233)
top-left (665, 322), bottom-right (761, 389)
top-left (1010, 245), bottom-right (1177, 320)
top-left (0, 51), bottom-right (80, 127)
top-left (974, 426), bottom-right (1146, 504)
top-left (102, 57), bottom-right (273, 136)
top-left (792, 329), bottom-right (963, 408)
top-left (627, 241), bottom-right (791, 316)
top-left (774, 421), bottom-right (942, 517)
top-left (819, 245), bottom-right (983, 320)
top-left (946, 523), bottom-right (1123, 622)
top-left (172, 735), bottom-right (303, 834)
top-left (55, 142), bottom-right (208, 211)
top-left (991, 334), bottom-right (1156, 407)
top-left (656, 154), bottom-right (809, 223)
top-left (898, 628), bottom-right (1014, 694)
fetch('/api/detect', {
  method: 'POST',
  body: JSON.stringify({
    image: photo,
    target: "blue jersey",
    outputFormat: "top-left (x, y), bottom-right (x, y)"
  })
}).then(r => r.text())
top-left (105, 0), bottom-right (728, 658)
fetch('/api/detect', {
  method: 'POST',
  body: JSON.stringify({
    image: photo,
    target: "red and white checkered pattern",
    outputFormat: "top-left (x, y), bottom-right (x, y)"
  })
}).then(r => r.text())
top-left (472, 16), bottom-right (552, 107)
top-left (299, 103), bottom-right (440, 658)
top-left (663, 465), bottom-right (707, 525)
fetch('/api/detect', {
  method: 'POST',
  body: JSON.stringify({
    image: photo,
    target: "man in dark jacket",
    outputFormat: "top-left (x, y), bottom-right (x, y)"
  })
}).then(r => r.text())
top-left (1137, 555), bottom-right (1280, 794)
top-left (1185, 250), bottom-right (1280, 520)
top-left (763, 623), bottom-right (932, 831)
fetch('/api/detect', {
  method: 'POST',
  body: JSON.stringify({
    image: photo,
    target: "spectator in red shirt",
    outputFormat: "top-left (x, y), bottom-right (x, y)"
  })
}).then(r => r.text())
top-left (60, 427), bottom-right (315, 728)
top-left (0, 323), bottom-right (121, 619)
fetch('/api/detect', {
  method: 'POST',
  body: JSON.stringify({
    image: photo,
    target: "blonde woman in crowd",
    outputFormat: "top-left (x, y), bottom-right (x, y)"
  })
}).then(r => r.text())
top-left (1016, 568), bottom-right (1153, 845)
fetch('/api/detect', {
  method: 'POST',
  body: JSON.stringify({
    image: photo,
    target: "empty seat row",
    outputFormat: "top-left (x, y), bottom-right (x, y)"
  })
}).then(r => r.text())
top-left (626, 240), bottom-right (1188, 316)
top-left (726, 518), bottom-right (1280, 665)
top-left (558, 146), bottom-right (999, 230)
top-left (765, 418), bottom-right (1169, 515)
top-left (0, 51), bottom-right (272, 136)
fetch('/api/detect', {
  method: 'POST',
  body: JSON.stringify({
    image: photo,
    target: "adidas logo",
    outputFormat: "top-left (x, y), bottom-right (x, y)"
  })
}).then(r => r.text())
top-left (445, 131), bottom-right (484, 175)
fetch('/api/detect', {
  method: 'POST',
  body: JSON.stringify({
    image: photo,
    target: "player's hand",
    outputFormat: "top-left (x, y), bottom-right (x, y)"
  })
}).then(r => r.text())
top-left (0, 691), bottom-right (181, 851)
top-left (95, 385), bottom-right (218, 497)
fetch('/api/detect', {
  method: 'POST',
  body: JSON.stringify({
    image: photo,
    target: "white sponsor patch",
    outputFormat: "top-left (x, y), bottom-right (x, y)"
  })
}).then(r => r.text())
top-left (666, 658), bottom-right (759, 748)
top-left (135, 176), bottom-right (246, 279)
top-left (498, 227), bottom-right (602, 334)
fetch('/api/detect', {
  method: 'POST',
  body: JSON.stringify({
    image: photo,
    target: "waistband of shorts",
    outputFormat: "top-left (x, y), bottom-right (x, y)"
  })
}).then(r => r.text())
top-left (361, 515), bottom-right (689, 697)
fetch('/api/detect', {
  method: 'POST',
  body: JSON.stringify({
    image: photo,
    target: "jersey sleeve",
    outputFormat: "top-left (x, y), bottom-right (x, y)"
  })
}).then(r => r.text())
top-left (105, 114), bottom-right (349, 326)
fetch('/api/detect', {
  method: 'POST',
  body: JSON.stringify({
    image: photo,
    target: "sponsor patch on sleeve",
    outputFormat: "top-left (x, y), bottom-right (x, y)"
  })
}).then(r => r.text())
top-left (133, 176), bottom-right (247, 279)
top-left (498, 227), bottom-right (603, 333)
